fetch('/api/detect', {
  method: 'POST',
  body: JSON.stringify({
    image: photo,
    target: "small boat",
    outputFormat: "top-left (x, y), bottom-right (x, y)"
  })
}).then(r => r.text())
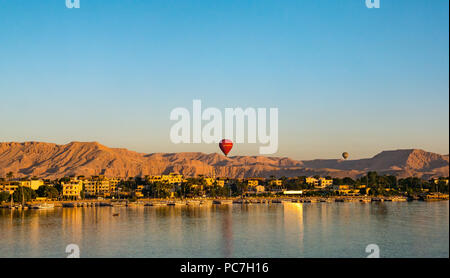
top-left (32, 203), bottom-right (55, 209)
top-left (213, 199), bottom-right (233, 205)
top-left (186, 200), bottom-right (201, 206)
top-left (392, 197), bottom-right (407, 202)
top-left (112, 213), bottom-right (120, 216)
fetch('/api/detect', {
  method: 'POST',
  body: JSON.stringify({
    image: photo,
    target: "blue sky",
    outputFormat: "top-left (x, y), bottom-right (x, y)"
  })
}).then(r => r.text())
top-left (0, 0), bottom-right (448, 159)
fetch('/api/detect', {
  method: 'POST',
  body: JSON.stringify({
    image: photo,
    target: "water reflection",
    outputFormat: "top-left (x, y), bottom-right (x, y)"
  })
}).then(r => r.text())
top-left (0, 202), bottom-right (448, 258)
top-left (221, 205), bottom-right (233, 257)
top-left (283, 203), bottom-right (304, 253)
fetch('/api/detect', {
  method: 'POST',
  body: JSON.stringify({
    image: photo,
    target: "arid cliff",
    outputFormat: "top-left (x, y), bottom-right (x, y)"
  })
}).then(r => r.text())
top-left (0, 142), bottom-right (448, 179)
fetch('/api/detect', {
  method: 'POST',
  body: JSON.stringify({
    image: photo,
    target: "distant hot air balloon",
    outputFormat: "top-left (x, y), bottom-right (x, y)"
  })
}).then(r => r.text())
top-left (342, 152), bottom-right (349, 160)
top-left (219, 139), bottom-right (233, 156)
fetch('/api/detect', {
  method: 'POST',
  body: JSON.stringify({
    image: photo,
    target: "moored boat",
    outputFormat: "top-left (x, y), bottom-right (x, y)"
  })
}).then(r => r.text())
top-left (32, 203), bottom-right (55, 209)
top-left (213, 199), bottom-right (233, 205)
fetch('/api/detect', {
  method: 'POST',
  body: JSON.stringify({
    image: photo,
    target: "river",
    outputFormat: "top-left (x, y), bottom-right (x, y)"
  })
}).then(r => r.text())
top-left (0, 201), bottom-right (448, 258)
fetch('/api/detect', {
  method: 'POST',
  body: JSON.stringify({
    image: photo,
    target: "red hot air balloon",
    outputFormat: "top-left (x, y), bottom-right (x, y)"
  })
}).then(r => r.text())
top-left (219, 139), bottom-right (233, 156)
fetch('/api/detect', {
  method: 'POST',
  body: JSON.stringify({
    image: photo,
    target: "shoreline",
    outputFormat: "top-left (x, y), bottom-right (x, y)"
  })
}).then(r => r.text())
top-left (1, 194), bottom-right (448, 209)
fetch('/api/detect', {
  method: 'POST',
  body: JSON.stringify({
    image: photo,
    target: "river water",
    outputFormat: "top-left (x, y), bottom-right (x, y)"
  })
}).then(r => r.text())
top-left (0, 201), bottom-right (448, 258)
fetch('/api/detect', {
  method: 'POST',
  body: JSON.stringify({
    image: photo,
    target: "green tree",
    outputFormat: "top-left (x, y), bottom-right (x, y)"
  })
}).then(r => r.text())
top-left (59, 177), bottom-right (71, 183)
top-left (36, 185), bottom-right (59, 199)
top-left (0, 191), bottom-right (10, 202)
top-left (367, 171), bottom-right (378, 187)
top-left (386, 175), bottom-right (397, 189)
top-left (437, 180), bottom-right (449, 193)
top-left (13, 186), bottom-right (36, 203)
top-left (236, 181), bottom-right (248, 197)
top-left (342, 177), bottom-right (355, 185)
top-left (333, 178), bottom-right (344, 186)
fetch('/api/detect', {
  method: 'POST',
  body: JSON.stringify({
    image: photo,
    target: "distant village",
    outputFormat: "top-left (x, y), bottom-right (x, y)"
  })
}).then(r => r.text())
top-left (0, 170), bottom-right (448, 204)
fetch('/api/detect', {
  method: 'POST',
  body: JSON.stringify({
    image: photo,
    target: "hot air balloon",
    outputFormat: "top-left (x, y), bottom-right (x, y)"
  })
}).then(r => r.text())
top-left (342, 152), bottom-right (349, 160)
top-left (219, 139), bottom-right (233, 156)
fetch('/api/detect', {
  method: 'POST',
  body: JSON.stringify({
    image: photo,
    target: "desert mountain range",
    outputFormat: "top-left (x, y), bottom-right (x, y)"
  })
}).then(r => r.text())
top-left (0, 142), bottom-right (448, 180)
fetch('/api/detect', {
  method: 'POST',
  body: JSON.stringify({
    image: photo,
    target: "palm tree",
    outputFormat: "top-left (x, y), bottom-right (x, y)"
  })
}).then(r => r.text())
top-left (6, 172), bottom-right (14, 181)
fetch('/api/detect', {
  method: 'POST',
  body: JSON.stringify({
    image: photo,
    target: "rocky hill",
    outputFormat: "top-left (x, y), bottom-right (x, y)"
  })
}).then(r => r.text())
top-left (0, 142), bottom-right (448, 179)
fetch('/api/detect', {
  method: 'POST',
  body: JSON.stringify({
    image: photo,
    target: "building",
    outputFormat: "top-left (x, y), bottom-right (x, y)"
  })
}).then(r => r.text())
top-left (18, 179), bottom-right (44, 190)
top-left (332, 185), bottom-right (359, 195)
top-left (80, 176), bottom-right (120, 198)
top-left (0, 181), bottom-right (19, 194)
top-left (109, 178), bottom-right (120, 192)
top-left (333, 185), bottom-right (350, 191)
top-left (245, 185), bottom-right (266, 196)
top-left (135, 185), bottom-right (144, 198)
top-left (255, 185), bottom-right (265, 193)
top-left (203, 177), bottom-right (215, 186)
top-left (306, 177), bottom-right (319, 186)
top-left (216, 178), bottom-right (227, 187)
top-left (306, 177), bottom-right (333, 189)
top-left (148, 175), bottom-right (162, 183)
top-left (62, 179), bottom-right (83, 199)
top-left (83, 179), bottom-right (111, 197)
top-left (283, 190), bottom-right (303, 195)
top-left (269, 179), bottom-right (283, 186)
top-left (164, 173), bottom-right (183, 184)
top-left (247, 178), bottom-right (260, 187)
top-left (431, 178), bottom-right (449, 185)
top-left (149, 173), bottom-right (183, 184)
top-left (315, 178), bottom-right (333, 189)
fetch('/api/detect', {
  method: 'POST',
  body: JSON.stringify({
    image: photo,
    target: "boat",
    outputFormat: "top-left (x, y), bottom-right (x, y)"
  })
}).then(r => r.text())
top-left (112, 213), bottom-right (119, 216)
top-left (199, 200), bottom-right (213, 206)
top-left (391, 197), bottom-right (407, 202)
top-left (213, 199), bottom-right (233, 205)
top-left (32, 203), bottom-right (55, 209)
top-left (10, 205), bottom-right (20, 210)
top-left (186, 200), bottom-right (201, 206)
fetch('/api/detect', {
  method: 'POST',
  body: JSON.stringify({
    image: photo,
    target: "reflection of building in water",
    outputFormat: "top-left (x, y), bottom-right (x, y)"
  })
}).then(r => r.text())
top-left (283, 203), bottom-right (304, 251)
top-left (221, 206), bottom-right (233, 257)
top-left (29, 210), bottom-right (43, 257)
top-left (62, 208), bottom-right (85, 247)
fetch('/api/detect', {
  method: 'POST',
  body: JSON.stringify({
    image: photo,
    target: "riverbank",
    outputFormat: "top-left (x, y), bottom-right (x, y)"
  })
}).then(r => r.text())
top-left (1, 194), bottom-right (448, 209)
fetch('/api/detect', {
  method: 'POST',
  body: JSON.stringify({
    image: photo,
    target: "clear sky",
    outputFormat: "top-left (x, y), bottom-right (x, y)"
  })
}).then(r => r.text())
top-left (0, 0), bottom-right (448, 160)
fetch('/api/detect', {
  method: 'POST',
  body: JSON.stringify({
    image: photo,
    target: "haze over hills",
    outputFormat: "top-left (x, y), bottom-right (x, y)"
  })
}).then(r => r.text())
top-left (0, 141), bottom-right (448, 180)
